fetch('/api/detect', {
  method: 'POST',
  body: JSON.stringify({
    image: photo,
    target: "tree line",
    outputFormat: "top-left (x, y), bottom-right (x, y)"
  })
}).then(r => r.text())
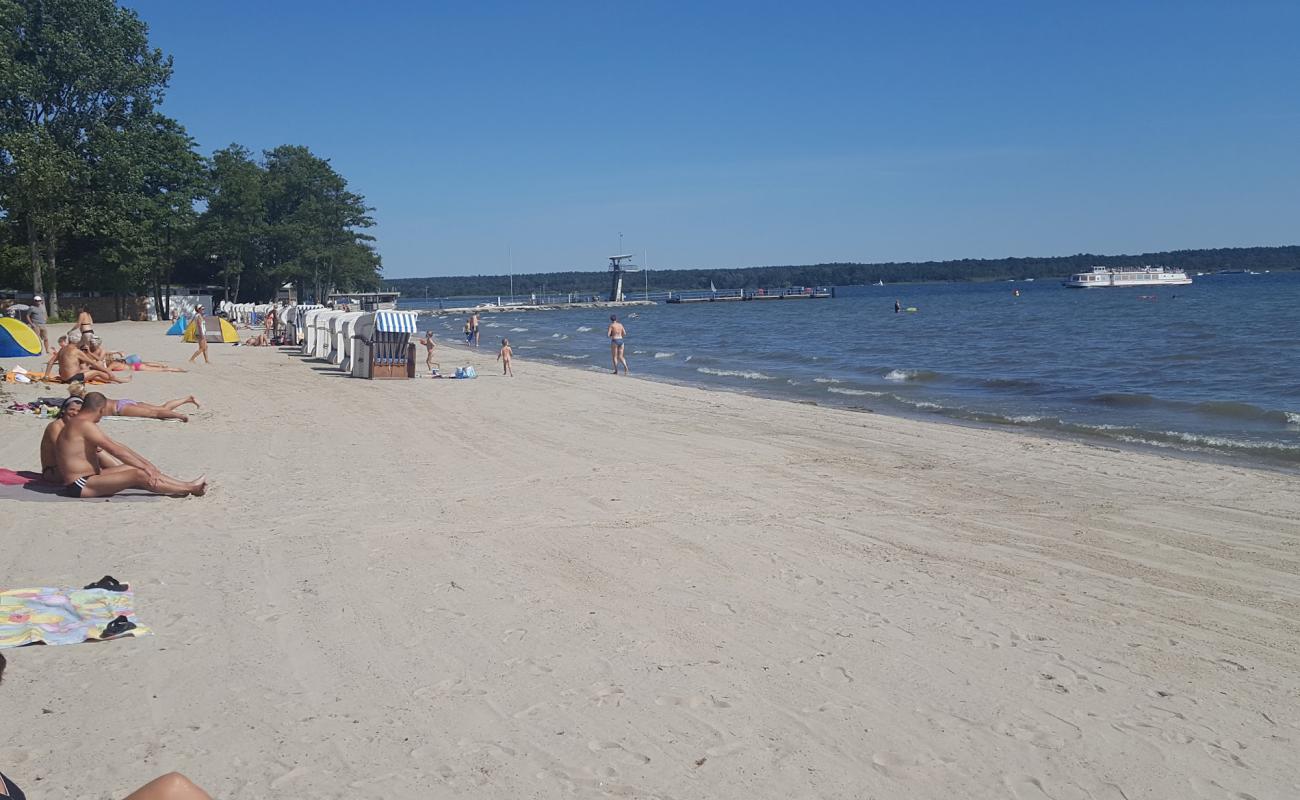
top-left (383, 245), bottom-right (1300, 298)
top-left (0, 0), bottom-right (381, 316)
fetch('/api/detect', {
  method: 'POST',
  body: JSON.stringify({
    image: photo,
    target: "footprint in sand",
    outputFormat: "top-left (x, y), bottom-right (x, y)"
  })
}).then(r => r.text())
top-left (587, 740), bottom-right (651, 764)
top-left (589, 683), bottom-right (625, 707)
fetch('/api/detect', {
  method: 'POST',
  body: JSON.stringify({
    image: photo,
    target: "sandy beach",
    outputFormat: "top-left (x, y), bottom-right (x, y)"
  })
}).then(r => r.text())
top-left (2, 320), bottom-right (1298, 799)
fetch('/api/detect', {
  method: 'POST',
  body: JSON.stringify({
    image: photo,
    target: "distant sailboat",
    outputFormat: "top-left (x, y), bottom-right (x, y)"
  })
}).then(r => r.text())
top-left (874, 279), bottom-right (885, 286)
top-left (709, 280), bottom-right (717, 293)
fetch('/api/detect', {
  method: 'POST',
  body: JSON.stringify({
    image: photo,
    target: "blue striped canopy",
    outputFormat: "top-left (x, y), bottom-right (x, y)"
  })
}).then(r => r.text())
top-left (374, 310), bottom-right (418, 333)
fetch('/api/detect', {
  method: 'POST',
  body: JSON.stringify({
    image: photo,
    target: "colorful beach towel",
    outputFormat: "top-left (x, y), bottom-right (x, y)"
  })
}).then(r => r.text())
top-left (1, 581), bottom-right (151, 649)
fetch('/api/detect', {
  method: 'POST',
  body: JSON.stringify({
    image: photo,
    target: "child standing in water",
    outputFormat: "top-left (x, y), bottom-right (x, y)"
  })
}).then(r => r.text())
top-left (497, 338), bottom-right (513, 377)
top-left (420, 331), bottom-right (438, 375)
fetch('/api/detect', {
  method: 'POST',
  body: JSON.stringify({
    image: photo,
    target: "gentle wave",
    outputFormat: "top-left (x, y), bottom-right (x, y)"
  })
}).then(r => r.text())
top-left (827, 387), bottom-right (881, 397)
top-left (1090, 393), bottom-right (1156, 408)
top-left (980, 377), bottom-right (1046, 391)
top-left (554, 354), bottom-right (589, 360)
top-left (696, 367), bottom-right (776, 380)
top-left (576, 326), bottom-right (593, 332)
top-left (510, 327), bottom-right (529, 332)
top-left (1191, 400), bottom-right (1294, 424)
top-left (813, 377), bottom-right (841, 384)
top-left (884, 369), bottom-right (939, 382)
top-left (653, 352), bottom-right (675, 359)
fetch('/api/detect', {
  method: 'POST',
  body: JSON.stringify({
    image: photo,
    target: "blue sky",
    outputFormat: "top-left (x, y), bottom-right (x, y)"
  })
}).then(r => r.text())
top-left (132, 1), bottom-right (1300, 278)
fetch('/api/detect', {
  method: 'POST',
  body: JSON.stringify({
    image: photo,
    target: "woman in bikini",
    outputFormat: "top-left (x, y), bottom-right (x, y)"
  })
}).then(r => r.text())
top-left (68, 383), bottom-right (200, 422)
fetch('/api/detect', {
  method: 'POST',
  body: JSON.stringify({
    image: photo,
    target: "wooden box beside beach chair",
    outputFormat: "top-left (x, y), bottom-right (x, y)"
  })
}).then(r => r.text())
top-left (351, 310), bottom-right (419, 380)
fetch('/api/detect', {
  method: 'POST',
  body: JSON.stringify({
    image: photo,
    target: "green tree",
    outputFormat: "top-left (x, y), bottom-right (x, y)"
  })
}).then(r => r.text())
top-left (195, 143), bottom-right (266, 303)
top-left (75, 114), bottom-right (205, 314)
top-left (0, 0), bottom-right (172, 312)
top-left (262, 145), bottom-right (378, 302)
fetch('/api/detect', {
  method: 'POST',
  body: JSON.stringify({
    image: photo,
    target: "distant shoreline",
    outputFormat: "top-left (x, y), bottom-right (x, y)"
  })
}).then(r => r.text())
top-left (382, 244), bottom-right (1300, 298)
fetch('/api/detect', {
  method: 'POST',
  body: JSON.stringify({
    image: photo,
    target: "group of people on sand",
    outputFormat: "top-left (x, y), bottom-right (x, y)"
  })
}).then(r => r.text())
top-left (36, 307), bottom-right (185, 385)
top-left (2, 311), bottom-right (215, 800)
top-left (38, 391), bottom-right (206, 498)
top-left (23, 313), bottom-right (207, 498)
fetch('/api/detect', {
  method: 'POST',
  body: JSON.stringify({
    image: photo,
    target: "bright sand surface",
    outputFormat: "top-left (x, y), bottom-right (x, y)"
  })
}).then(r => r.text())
top-left (2, 320), bottom-right (1298, 799)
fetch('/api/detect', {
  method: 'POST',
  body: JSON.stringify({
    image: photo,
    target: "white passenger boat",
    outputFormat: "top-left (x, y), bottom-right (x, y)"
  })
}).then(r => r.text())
top-left (1063, 265), bottom-right (1192, 288)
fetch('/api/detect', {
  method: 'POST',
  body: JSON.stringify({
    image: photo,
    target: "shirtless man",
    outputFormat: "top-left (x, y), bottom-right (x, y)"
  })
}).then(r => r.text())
top-left (54, 337), bottom-right (127, 384)
top-left (468, 313), bottom-right (481, 347)
top-left (607, 314), bottom-right (629, 375)
top-left (39, 397), bottom-right (125, 482)
top-left (55, 392), bottom-right (205, 498)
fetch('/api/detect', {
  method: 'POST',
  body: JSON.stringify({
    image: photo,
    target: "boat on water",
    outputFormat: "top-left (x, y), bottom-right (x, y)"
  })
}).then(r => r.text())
top-left (1063, 265), bottom-right (1192, 288)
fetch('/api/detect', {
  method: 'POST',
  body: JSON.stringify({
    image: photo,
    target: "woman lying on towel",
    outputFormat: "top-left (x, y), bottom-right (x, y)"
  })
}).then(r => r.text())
top-left (0, 654), bottom-right (213, 800)
top-left (107, 358), bottom-right (187, 373)
top-left (84, 339), bottom-right (186, 373)
top-left (68, 383), bottom-right (200, 423)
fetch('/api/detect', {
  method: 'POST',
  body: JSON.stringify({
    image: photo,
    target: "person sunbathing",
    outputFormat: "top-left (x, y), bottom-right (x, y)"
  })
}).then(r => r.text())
top-left (68, 384), bottom-right (199, 422)
top-left (0, 653), bottom-right (213, 799)
top-left (242, 332), bottom-right (269, 346)
top-left (107, 358), bottom-right (187, 373)
top-left (55, 392), bottom-right (205, 498)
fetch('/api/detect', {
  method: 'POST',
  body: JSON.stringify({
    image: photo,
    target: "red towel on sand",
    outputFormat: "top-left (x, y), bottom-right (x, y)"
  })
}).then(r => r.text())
top-left (0, 469), bottom-right (41, 486)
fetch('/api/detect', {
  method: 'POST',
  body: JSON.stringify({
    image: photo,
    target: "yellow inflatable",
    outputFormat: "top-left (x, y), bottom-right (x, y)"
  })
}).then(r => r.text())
top-left (0, 317), bottom-right (41, 357)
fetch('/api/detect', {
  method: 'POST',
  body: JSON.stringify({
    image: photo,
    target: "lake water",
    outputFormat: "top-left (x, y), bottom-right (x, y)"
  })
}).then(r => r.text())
top-left (401, 272), bottom-right (1300, 468)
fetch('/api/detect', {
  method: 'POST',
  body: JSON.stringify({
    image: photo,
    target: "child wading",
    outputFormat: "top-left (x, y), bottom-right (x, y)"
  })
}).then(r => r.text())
top-left (497, 338), bottom-right (513, 376)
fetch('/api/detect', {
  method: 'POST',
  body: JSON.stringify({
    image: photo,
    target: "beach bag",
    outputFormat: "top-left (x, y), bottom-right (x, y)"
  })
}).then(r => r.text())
top-left (454, 366), bottom-right (477, 379)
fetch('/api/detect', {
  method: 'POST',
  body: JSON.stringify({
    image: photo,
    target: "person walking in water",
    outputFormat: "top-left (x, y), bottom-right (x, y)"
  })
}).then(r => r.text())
top-left (467, 312), bottom-right (481, 347)
top-left (607, 314), bottom-right (629, 375)
top-left (188, 305), bottom-right (209, 364)
top-left (894, 299), bottom-right (901, 314)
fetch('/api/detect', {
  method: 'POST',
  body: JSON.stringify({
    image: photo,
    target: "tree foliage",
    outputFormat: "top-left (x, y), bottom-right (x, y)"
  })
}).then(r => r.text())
top-left (0, 0), bottom-right (382, 307)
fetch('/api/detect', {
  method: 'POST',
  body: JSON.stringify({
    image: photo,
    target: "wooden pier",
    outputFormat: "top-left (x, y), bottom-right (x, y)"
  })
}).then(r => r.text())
top-left (429, 299), bottom-right (656, 315)
top-left (665, 287), bottom-right (832, 304)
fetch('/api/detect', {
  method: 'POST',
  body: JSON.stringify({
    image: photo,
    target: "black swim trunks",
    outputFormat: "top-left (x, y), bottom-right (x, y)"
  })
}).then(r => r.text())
top-left (1, 770), bottom-right (28, 799)
top-left (65, 372), bottom-right (86, 383)
top-left (63, 476), bottom-right (90, 498)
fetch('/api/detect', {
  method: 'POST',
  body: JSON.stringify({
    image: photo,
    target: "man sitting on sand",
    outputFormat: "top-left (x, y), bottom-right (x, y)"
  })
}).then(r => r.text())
top-left (38, 396), bottom-right (124, 482)
top-left (56, 392), bottom-right (206, 498)
top-left (49, 336), bottom-right (128, 384)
